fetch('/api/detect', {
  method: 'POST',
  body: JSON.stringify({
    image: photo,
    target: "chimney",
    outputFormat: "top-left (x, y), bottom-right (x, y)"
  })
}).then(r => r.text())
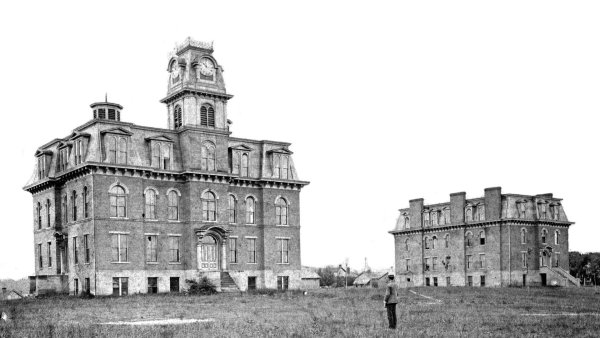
top-left (484, 187), bottom-right (502, 220)
top-left (450, 192), bottom-right (466, 224)
top-left (409, 198), bottom-right (424, 229)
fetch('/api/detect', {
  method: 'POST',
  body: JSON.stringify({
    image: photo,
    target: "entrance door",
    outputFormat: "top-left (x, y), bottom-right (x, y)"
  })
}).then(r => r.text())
top-left (540, 273), bottom-right (547, 286)
top-left (198, 236), bottom-right (219, 271)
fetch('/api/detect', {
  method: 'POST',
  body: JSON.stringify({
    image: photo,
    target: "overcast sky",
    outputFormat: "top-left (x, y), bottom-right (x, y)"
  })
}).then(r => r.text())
top-left (1, 1), bottom-right (599, 279)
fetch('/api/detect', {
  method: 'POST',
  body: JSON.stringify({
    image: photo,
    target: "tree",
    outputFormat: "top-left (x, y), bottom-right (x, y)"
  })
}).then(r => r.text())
top-left (316, 266), bottom-right (336, 287)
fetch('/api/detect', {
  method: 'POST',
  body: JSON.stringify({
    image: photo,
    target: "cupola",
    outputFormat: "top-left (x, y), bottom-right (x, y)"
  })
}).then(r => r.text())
top-left (91, 99), bottom-right (123, 121)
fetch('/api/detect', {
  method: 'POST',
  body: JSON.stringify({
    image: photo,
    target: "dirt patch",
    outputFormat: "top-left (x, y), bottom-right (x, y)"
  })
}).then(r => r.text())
top-left (101, 318), bottom-right (215, 325)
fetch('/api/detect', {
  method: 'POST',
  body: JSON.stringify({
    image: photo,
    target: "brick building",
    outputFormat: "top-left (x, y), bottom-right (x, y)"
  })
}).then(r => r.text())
top-left (390, 187), bottom-right (579, 288)
top-left (23, 38), bottom-right (309, 296)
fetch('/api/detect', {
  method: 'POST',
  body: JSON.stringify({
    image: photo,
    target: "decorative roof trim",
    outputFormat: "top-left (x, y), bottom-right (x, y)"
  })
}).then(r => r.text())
top-left (100, 127), bottom-right (133, 136)
top-left (144, 134), bottom-right (174, 143)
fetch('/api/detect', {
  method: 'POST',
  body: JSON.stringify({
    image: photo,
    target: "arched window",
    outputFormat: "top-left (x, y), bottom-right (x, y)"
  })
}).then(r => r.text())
top-left (83, 187), bottom-right (89, 218)
top-left (432, 236), bottom-right (437, 249)
top-left (174, 105), bottom-right (182, 129)
top-left (246, 197), bottom-right (255, 224)
top-left (465, 232), bottom-right (473, 247)
top-left (202, 191), bottom-right (216, 221)
top-left (228, 195), bottom-right (237, 223)
top-left (145, 189), bottom-right (156, 219)
top-left (444, 234), bottom-right (450, 248)
top-left (117, 138), bottom-right (127, 164)
top-left (479, 231), bottom-right (486, 245)
top-left (405, 239), bottom-right (409, 251)
top-left (465, 206), bottom-right (473, 222)
top-left (107, 136), bottom-right (117, 163)
top-left (423, 212), bottom-right (430, 227)
top-left (168, 191), bottom-right (179, 220)
top-left (241, 154), bottom-right (249, 177)
top-left (541, 228), bottom-right (547, 244)
top-left (424, 236), bottom-right (430, 249)
top-left (46, 199), bottom-right (51, 227)
top-left (404, 216), bottom-right (410, 229)
top-left (109, 185), bottom-right (126, 217)
top-left (431, 211), bottom-right (438, 226)
top-left (200, 104), bottom-right (215, 127)
top-left (275, 197), bottom-right (288, 225)
top-left (37, 202), bottom-right (42, 229)
top-left (555, 230), bottom-right (560, 245)
top-left (477, 205), bottom-right (485, 221)
top-left (521, 228), bottom-right (527, 244)
top-left (201, 143), bottom-right (216, 171)
top-left (71, 190), bottom-right (77, 221)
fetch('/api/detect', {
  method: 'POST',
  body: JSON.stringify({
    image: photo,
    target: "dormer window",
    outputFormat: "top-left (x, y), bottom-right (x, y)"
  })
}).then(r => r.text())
top-left (37, 156), bottom-right (47, 179)
top-left (517, 200), bottom-right (527, 219)
top-left (74, 139), bottom-right (83, 165)
top-left (58, 147), bottom-right (69, 172)
top-left (538, 201), bottom-right (548, 220)
top-left (550, 204), bottom-right (560, 221)
top-left (200, 104), bottom-right (215, 127)
top-left (151, 142), bottom-right (172, 170)
top-left (201, 142), bottom-right (216, 171)
top-left (273, 154), bottom-right (289, 179)
top-left (101, 127), bottom-right (132, 165)
top-left (476, 204), bottom-right (485, 221)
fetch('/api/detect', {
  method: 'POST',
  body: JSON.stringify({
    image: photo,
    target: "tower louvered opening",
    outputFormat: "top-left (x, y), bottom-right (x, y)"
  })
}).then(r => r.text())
top-left (201, 104), bottom-right (215, 127)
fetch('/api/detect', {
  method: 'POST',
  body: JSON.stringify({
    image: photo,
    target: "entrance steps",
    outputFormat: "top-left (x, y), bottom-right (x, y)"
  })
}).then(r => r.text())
top-left (196, 271), bottom-right (239, 292)
top-left (220, 272), bottom-right (240, 293)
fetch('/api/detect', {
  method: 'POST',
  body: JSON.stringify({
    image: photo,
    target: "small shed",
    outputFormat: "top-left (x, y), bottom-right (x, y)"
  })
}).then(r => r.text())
top-left (353, 272), bottom-right (390, 288)
top-left (300, 268), bottom-right (321, 289)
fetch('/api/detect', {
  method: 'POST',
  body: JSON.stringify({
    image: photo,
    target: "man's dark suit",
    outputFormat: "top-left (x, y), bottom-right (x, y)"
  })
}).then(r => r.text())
top-left (384, 279), bottom-right (399, 329)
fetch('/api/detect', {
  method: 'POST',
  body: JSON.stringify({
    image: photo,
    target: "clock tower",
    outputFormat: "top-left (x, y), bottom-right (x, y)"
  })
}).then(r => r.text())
top-left (160, 37), bottom-right (233, 130)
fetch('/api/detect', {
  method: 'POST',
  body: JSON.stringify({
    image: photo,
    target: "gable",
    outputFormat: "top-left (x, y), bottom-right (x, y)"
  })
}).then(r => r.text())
top-left (229, 144), bottom-right (253, 152)
top-left (100, 127), bottom-right (133, 136)
top-left (267, 147), bottom-right (293, 155)
top-left (145, 134), bottom-right (174, 143)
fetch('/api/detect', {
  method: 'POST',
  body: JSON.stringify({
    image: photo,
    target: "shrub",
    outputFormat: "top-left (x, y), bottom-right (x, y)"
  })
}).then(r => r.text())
top-left (186, 277), bottom-right (217, 295)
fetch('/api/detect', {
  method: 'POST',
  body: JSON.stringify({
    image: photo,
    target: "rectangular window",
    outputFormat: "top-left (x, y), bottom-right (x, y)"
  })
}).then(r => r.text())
top-left (277, 276), bottom-right (289, 290)
top-left (229, 238), bottom-right (237, 263)
top-left (425, 277), bottom-right (430, 286)
top-left (247, 238), bottom-right (256, 263)
top-left (466, 255), bottom-right (472, 269)
top-left (74, 278), bottom-right (79, 295)
top-left (467, 276), bottom-right (473, 286)
top-left (47, 242), bottom-right (52, 268)
top-left (554, 252), bottom-right (560, 267)
top-left (432, 257), bottom-right (438, 271)
top-left (248, 276), bottom-right (257, 290)
top-left (71, 191), bottom-right (77, 222)
top-left (170, 277), bottom-right (180, 292)
top-left (111, 234), bottom-right (128, 262)
top-left (446, 276), bottom-right (451, 286)
top-left (424, 257), bottom-right (430, 271)
top-left (433, 277), bottom-right (438, 287)
top-left (63, 195), bottom-right (68, 224)
top-left (405, 258), bottom-right (410, 272)
top-left (83, 235), bottom-right (90, 263)
top-left (521, 252), bottom-right (527, 268)
top-left (479, 254), bottom-right (486, 269)
top-left (146, 235), bottom-right (158, 262)
top-left (38, 243), bottom-right (43, 269)
top-left (84, 187), bottom-right (89, 218)
top-left (112, 277), bottom-right (128, 296)
top-left (480, 275), bottom-right (486, 287)
top-left (169, 236), bottom-right (180, 263)
top-left (276, 239), bottom-right (289, 264)
top-left (73, 237), bottom-right (78, 264)
top-left (147, 277), bottom-right (158, 294)
top-left (84, 278), bottom-right (90, 293)
top-left (38, 156), bottom-right (46, 179)
top-left (47, 199), bottom-right (51, 228)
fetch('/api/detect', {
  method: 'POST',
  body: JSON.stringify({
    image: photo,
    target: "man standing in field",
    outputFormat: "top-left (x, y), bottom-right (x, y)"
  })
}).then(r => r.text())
top-left (384, 274), bottom-right (398, 329)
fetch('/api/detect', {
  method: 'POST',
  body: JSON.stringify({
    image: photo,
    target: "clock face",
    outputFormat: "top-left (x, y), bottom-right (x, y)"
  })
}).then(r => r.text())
top-left (199, 58), bottom-right (215, 76)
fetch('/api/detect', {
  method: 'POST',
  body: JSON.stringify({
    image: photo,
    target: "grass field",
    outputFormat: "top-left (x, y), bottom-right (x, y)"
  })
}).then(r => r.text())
top-left (1, 287), bottom-right (600, 337)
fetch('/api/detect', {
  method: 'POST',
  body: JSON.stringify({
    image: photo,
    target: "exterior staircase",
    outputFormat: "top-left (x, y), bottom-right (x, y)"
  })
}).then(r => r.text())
top-left (220, 272), bottom-right (240, 292)
top-left (550, 266), bottom-right (581, 287)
